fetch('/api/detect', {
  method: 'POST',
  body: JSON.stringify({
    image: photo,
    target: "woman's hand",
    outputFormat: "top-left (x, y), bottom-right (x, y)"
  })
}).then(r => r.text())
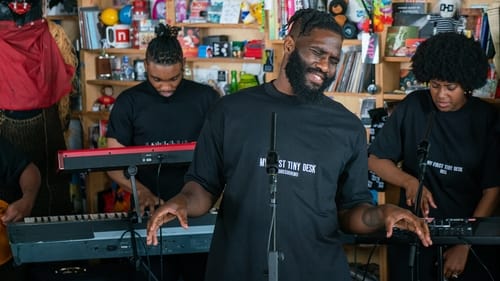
top-left (403, 180), bottom-right (437, 217)
top-left (442, 245), bottom-right (470, 279)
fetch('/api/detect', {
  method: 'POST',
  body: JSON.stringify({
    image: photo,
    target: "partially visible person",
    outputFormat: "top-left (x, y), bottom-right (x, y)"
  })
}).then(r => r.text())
top-left (0, 137), bottom-right (41, 281)
top-left (146, 9), bottom-right (432, 281)
top-left (368, 32), bottom-right (500, 281)
top-left (106, 23), bottom-right (220, 281)
top-left (0, 0), bottom-right (77, 216)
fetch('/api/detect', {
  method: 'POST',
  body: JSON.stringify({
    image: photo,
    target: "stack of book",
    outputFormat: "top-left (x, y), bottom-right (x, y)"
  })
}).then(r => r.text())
top-left (78, 6), bottom-right (104, 50)
top-left (327, 45), bottom-right (373, 94)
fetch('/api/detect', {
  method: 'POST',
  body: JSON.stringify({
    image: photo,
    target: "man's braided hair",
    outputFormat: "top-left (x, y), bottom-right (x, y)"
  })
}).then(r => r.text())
top-left (286, 8), bottom-right (343, 40)
top-left (146, 23), bottom-right (184, 65)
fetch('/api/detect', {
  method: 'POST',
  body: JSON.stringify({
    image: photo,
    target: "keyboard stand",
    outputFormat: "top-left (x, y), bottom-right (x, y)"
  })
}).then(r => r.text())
top-left (437, 245), bottom-right (444, 281)
top-left (127, 165), bottom-right (159, 281)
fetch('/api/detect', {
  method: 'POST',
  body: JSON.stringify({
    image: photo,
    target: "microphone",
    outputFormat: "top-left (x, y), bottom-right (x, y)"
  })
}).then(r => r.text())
top-left (266, 112), bottom-right (278, 176)
top-left (409, 111), bottom-right (435, 279)
top-left (414, 110), bottom-right (435, 216)
top-left (266, 112), bottom-right (281, 281)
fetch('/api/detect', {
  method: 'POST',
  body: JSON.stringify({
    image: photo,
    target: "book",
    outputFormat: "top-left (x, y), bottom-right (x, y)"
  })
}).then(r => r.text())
top-left (338, 49), bottom-right (357, 92)
top-left (175, 0), bottom-right (189, 23)
top-left (98, 119), bottom-right (108, 148)
top-left (459, 8), bottom-right (484, 40)
top-left (88, 123), bottom-right (99, 149)
top-left (405, 38), bottom-right (426, 57)
top-left (328, 45), bottom-right (360, 92)
top-left (392, 2), bottom-right (427, 14)
top-left (384, 26), bottom-right (419, 57)
top-left (207, 0), bottom-right (223, 23)
top-left (78, 6), bottom-right (103, 49)
top-left (219, 0), bottom-right (241, 24)
top-left (392, 13), bottom-right (434, 38)
top-left (361, 32), bottom-right (380, 64)
top-left (189, 0), bottom-right (210, 23)
top-left (346, 51), bottom-right (362, 93)
top-left (178, 26), bottom-right (200, 58)
top-left (357, 63), bottom-right (374, 93)
top-left (327, 47), bottom-right (348, 92)
top-left (398, 65), bottom-right (427, 94)
top-left (360, 98), bottom-right (376, 127)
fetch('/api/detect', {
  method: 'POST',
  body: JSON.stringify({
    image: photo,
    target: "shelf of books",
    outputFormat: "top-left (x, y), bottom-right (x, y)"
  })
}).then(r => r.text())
top-left (76, 0), bottom-right (270, 212)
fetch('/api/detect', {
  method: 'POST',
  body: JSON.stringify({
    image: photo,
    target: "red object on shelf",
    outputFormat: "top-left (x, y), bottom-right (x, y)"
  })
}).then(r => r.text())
top-left (244, 40), bottom-right (263, 59)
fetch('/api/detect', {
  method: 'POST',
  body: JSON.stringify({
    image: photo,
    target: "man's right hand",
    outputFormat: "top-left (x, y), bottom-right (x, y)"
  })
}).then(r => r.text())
top-left (146, 195), bottom-right (189, 246)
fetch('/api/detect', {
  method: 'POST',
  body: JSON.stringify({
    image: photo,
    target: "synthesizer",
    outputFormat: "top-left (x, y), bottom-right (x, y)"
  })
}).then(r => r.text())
top-left (57, 142), bottom-right (196, 172)
top-left (344, 217), bottom-right (500, 245)
top-left (7, 212), bottom-right (216, 265)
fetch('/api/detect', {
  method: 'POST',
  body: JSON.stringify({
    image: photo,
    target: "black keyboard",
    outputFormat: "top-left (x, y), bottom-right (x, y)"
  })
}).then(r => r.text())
top-left (427, 218), bottom-right (474, 236)
top-left (347, 217), bottom-right (500, 245)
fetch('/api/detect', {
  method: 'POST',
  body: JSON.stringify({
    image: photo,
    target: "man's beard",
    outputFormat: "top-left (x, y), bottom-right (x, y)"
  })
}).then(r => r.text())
top-left (285, 49), bottom-right (335, 104)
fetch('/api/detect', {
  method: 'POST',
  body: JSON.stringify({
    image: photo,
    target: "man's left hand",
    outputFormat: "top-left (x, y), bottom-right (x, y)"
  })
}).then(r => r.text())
top-left (381, 204), bottom-right (432, 247)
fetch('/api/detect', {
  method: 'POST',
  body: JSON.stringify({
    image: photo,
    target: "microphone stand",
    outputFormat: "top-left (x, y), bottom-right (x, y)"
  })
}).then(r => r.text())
top-left (266, 112), bottom-right (282, 281)
top-left (409, 111), bottom-right (434, 281)
top-left (126, 165), bottom-right (159, 281)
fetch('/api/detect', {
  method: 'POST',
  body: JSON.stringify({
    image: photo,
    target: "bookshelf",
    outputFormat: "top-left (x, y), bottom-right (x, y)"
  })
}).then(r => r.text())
top-left (77, 0), bottom-right (265, 212)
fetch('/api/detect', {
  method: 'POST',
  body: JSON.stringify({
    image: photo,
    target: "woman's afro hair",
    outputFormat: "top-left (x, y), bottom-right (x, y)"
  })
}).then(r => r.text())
top-left (411, 32), bottom-right (488, 91)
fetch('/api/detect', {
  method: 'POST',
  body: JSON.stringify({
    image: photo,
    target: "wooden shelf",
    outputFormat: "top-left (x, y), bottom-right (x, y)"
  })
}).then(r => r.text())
top-left (267, 39), bottom-right (360, 46)
top-left (186, 57), bottom-right (261, 63)
top-left (343, 39), bottom-right (362, 46)
top-left (87, 79), bottom-right (141, 87)
top-left (175, 23), bottom-right (262, 29)
top-left (46, 15), bottom-right (78, 21)
top-left (325, 92), bottom-right (381, 98)
top-left (81, 111), bottom-right (110, 119)
top-left (384, 56), bottom-right (412, 63)
top-left (83, 48), bottom-right (146, 55)
top-left (382, 93), bottom-right (407, 101)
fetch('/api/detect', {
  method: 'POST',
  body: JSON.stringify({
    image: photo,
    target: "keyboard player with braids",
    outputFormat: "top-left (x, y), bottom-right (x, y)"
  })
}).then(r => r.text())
top-left (0, 136), bottom-right (40, 281)
top-left (105, 23), bottom-right (219, 281)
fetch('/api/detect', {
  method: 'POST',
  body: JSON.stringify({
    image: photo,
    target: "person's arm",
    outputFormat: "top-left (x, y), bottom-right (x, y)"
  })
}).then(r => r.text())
top-left (146, 181), bottom-right (215, 245)
top-left (472, 187), bottom-right (500, 217)
top-left (338, 203), bottom-right (432, 247)
top-left (1, 162), bottom-right (40, 224)
top-left (106, 137), bottom-right (163, 214)
top-left (442, 186), bottom-right (500, 278)
top-left (368, 154), bottom-right (437, 216)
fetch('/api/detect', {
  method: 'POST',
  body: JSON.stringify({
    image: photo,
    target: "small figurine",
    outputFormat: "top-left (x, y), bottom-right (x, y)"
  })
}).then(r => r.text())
top-left (329, 0), bottom-right (358, 39)
top-left (428, 0), bottom-right (461, 34)
top-left (94, 86), bottom-right (115, 111)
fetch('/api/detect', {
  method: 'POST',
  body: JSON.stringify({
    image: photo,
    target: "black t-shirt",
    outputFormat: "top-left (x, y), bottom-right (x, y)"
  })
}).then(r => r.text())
top-left (0, 137), bottom-right (29, 203)
top-left (187, 83), bottom-right (373, 281)
top-left (369, 90), bottom-right (500, 218)
top-left (106, 79), bottom-right (219, 200)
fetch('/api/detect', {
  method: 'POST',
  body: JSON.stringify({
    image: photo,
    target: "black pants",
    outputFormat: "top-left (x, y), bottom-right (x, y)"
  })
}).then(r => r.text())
top-left (27, 259), bottom-right (136, 281)
top-left (144, 253), bottom-right (208, 281)
top-left (0, 259), bottom-right (27, 281)
top-left (388, 244), bottom-right (500, 281)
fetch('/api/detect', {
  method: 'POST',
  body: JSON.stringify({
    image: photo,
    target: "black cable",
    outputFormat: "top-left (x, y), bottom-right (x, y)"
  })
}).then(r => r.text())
top-left (468, 246), bottom-right (494, 281)
top-left (362, 243), bottom-right (379, 281)
top-left (155, 156), bottom-right (164, 281)
top-left (118, 230), bottom-right (158, 281)
top-left (455, 237), bottom-right (495, 281)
